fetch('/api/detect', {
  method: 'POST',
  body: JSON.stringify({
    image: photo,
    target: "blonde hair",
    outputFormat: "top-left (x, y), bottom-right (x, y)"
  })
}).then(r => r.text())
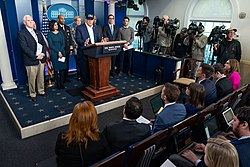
top-left (63, 101), bottom-right (100, 148)
top-left (206, 138), bottom-right (239, 167)
top-left (74, 16), bottom-right (81, 22)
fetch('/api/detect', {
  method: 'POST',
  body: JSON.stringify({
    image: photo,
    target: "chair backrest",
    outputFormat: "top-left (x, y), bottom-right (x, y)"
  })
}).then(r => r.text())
top-left (126, 129), bottom-right (169, 167)
top-left (136, 145), bottom-right (156, 167)
top-left (169, 113), bottom-right (199, 136)
top-left (90, 151), bottom-right (126, 167)
top-left (228, 84), bottom-right (249, 109)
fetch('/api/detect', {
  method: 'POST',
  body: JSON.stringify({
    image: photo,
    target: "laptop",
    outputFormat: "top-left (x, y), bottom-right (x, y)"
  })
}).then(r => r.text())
top-left (150, 94), bottom-right (164, 115)
top-left (203, 115), bottom-right (222, 139)
top-left (173, 127), bottom-right (194, 153)
top-left (173, 127), bottom-right (203, 158)
top-left (222, 107), bottom-right (235, 127)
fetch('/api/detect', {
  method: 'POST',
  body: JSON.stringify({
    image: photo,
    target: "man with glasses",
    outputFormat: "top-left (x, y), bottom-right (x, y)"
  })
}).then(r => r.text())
top-left (103, 14), bottom-right (119, 77)
top-left (215, 28), bottom-right (241, 65)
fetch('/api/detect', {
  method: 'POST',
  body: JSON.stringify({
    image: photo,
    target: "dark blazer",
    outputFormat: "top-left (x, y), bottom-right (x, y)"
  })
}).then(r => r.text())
top-left (55, 132), bottom-right (111, 167)
top-left (58, 24), bottom-right (73, 54)
top-left (152, 103), bottom-right (186, 133)
top-left (103, 24), bottom-right (119, 41)
top-left (103, 119), bottom-right (151, 152)
top-left (75, 23), bottom-right (101, 50)
top-left (184, 103), bottom-right (203, 117)
top-left (231, 137), bottom-right (250, 167)
top-left (200, 79), bottom-right (217, 107)
top-left (215, 77), bottom-right (233, 100)
top-left (18, 28), bottom-right (46, 66)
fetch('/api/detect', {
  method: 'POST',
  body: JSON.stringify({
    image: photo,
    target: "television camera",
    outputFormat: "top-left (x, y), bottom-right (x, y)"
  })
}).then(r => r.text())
top-left (135, 20), bottom-right (148, 36)
top-left (208, 25), bottom-right (227, 44)
top-left (153, 16), bottom-right (180, 36)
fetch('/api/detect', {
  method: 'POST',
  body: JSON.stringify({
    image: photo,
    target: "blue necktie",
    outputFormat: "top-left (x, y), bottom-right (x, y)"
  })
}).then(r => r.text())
top-left (110, 25), bottom-right (113, 35)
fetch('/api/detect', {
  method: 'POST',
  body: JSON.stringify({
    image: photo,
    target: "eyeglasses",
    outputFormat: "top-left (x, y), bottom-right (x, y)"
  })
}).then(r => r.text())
top-left (108, 18), bottom-right (114, 20)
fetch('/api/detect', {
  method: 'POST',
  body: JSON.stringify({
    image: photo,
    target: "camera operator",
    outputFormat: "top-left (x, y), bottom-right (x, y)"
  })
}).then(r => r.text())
top-left (215, 28), bottom-right (241, 65)
top-left (172, 27), bottom-right (188, 58)
top-left (142, 16), bottom-right (154, 52)
top-left (157, 15), bottom-right (172, 54)
top-left (184, 23), bottom-right (208, 78)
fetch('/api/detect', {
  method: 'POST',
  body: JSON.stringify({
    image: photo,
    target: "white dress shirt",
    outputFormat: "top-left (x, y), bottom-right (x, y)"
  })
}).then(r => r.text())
top-left (85, 23), bottom-right (95, 44)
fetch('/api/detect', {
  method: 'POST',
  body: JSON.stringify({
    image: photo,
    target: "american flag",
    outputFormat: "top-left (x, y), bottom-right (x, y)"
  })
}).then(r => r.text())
top-left (41, 0), bottom-right (53, 77)
top-left (41, 0), bottom-right (50, 38)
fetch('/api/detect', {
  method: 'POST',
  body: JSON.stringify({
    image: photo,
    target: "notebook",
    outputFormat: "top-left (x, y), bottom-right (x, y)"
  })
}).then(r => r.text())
top-left (150, 94), bottom-right (164, 115)
top-left (203, 116), bottom-right (221, 139)
top-left (222, 107), bottom-right (235, 127)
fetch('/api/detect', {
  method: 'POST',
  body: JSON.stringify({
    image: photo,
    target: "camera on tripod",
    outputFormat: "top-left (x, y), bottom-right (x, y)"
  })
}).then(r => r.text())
top-left (135, 20), bottom-right (148, 36)
top-left (208, 25), bottom-right (227, 44)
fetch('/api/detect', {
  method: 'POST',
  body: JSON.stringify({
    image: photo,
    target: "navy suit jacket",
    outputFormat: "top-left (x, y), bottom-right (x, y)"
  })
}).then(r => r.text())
top-left (200, 79), bottom-right (217, 107)
top-left (75, 23), bottom-right (101, 50)
top-left (215, 77), bottom-right (233, 100)
top-left (231, 137), bottom-right (250, 167)
top-left (152, 103), bottom-right (186, 133)
top-left (103, 24), bottom-right (119, 41)
top-left (103, 119), bottom-right (151, 152)
top-left (58, 24), bottom-right (73, 54)
top-left (18, 28), bottom-right (46, 66)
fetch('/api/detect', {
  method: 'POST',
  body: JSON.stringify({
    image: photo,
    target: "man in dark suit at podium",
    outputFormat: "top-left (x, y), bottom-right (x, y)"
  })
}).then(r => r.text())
top-left (103, 14), bottom-right (119, 77)
top-left (57, 14), bottom-right (74, 82)
top-left (75, 14), bottom-right (101, 87)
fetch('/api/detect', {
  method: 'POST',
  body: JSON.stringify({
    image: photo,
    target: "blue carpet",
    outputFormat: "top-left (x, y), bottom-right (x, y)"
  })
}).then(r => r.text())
top-left (2, 74), bottom-right (155, 128)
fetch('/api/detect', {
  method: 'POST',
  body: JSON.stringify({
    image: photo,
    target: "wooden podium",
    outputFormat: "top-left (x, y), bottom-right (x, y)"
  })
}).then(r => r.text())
top-left (82, 41), bottom-right (126, 102)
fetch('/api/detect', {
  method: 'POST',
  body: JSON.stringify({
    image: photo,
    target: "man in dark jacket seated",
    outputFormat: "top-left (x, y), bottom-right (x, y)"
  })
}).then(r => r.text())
top-left (196, 63), bottom-right (217, 107)
top-left (103, 97), bottom-right (151, 152)
top-left (213, 63), bottom-right (233, 100)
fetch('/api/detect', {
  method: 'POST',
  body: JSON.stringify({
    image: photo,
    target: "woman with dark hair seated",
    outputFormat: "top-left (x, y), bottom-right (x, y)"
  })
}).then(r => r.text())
top-left (224, 59), bottom-right (241, 90)
top-left (185, 82), bottom-right (205, 117)
top-left (47, 20), bottom-right (67, 89)
top-left (55, 101), bottom-right (111, 166)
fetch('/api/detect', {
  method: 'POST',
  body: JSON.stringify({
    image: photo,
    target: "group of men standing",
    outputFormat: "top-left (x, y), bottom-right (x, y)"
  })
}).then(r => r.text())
top-left (18, 13), bottom-right (135, 101)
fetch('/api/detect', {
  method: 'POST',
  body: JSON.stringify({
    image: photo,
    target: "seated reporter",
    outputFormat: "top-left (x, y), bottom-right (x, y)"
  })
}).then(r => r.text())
top-left (152, 83), bottom-right (186, 133)
top-left (224, 59), bottom-right (241, 90)
top-left (185, 82), bottom-right (205, 117)
top-left (103, 97), bottom-right (151, 152)
top-left (55, 101), bottom-right (110, 166)
top-left (213, 63), bottom-right (233, 99)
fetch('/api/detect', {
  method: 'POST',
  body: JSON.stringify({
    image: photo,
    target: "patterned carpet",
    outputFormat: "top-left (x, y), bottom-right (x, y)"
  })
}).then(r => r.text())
top-left (1, 74), bottom-right (155, 128)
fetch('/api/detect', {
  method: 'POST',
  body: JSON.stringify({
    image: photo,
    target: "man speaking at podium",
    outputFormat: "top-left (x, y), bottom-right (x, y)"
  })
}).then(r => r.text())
top-left (75, 14), bottom-right (102, 87)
